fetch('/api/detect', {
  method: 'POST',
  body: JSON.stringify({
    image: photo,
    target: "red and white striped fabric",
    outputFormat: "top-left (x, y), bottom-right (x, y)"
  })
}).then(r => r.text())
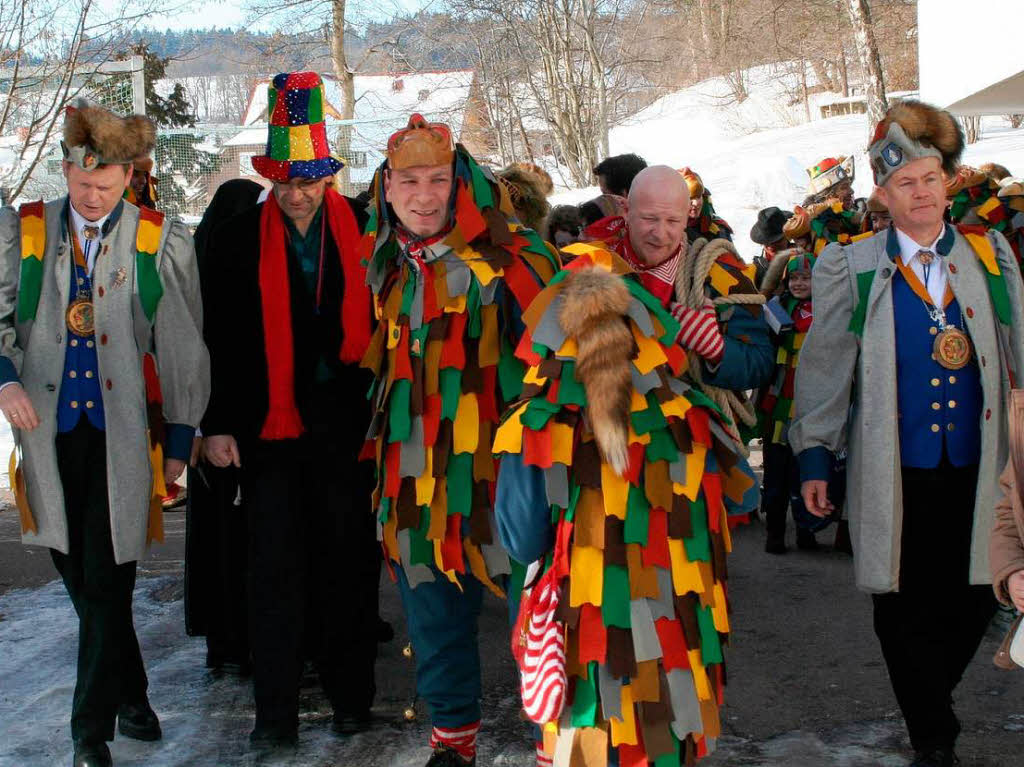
top-left (429, 722), bottom-right (479, 761)
top-left (511, 569), bottom-right (566, 725)
top-left (671, 298), bottom-right (725, 364)
top-left (535, 741), bottom-right (553, 767)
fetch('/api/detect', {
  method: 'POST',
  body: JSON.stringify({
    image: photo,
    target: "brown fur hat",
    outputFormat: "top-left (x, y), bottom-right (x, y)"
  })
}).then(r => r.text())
top-left (868, 100), bottom-right (964, 184)
top-left (507, 161), bottom-right (554, 196)
top-left (558, 265), bottom-right (633, 475)
top-left (497, 165), bottom-right (551, 232)
top-left (63, 101), bottom-right (156, 169)
top-left (546, 204), bottom-right (583, 242)
top-left (981, 162), bottom-right (1012, 183)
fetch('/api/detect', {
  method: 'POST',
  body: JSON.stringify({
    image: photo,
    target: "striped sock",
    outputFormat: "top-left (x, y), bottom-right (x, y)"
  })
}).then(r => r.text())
top-left (430, 721), bottom-right (479, 761)
top-left (535, 741), bottom-right (553, 767)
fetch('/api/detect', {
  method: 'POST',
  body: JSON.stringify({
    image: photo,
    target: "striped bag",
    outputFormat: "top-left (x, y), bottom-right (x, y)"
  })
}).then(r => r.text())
top-left (511, 518), bottom-right (570, 724)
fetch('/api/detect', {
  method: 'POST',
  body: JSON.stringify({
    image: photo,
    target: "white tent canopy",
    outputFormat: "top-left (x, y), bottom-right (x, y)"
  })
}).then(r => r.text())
top-left (918, 0), bottom-right (1024, 114)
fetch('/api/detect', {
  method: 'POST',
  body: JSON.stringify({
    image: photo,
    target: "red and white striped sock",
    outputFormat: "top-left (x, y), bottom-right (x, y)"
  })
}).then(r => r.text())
top-left (430, 722), bottom-right (479, 762)
top-left (535, 741), bottom-right (553, 767)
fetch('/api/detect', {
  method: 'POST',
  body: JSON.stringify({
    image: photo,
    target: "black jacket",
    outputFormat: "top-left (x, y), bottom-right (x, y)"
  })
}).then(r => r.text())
top-left (200, 196), bottom-right (372, 450)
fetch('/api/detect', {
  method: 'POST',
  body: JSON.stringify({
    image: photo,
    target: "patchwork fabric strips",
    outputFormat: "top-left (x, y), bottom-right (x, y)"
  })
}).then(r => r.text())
top-left (135, 206), bottom-right (165, 322)
top-left (361, 145), bottom-right (558, 593)
top-left (757, 296), bottom-right (808, 445)
top-left (493, 247), bottom-right (755, 766)
top-left (17, 201), bottom-right (46, 323)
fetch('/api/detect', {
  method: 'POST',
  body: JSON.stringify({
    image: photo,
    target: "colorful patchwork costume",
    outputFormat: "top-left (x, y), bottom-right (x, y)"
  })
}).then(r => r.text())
top-left (494, 245), bottom-right (756, 766)
top-left (360, 115), bottom-right (559, 764)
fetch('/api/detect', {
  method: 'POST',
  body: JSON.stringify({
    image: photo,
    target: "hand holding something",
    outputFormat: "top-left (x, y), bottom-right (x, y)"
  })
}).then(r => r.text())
top-left (671, 299), bottom-right (725, 364)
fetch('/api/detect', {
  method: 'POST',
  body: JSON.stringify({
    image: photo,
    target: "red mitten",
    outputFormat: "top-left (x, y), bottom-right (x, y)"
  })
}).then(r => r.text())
top-left (671, 299), bottom-right (725, 364)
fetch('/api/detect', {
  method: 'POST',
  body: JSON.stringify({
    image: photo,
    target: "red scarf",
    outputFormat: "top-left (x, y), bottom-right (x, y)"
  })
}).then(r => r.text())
top-left (258, 187), bottom-right (370, 440)
top-left (587, 215), bottom-right (681, 307)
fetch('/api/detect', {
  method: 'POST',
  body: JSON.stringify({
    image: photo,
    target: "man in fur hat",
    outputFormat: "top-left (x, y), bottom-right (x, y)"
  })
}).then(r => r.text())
top-left (585, 165), bottom-right (773, 448)
top-left (0, 101), bottom-right (208, 767)
top-left (360, 114), bottom-right (559, 767)
top-left (200, 72), bottom-right (379, 749)
top-left (792, 100), bottom-right (1024, 767)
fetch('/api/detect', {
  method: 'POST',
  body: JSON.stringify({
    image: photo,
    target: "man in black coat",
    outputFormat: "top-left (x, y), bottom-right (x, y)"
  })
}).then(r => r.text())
top-left (200, 72), bottom-right (378, 749)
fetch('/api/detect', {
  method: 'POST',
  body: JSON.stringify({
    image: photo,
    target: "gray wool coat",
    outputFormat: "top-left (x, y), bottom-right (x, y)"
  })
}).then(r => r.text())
top-left (0, 198), bottom-right (209, 564)
top-left (790, 227), bottom-right (1024, 593)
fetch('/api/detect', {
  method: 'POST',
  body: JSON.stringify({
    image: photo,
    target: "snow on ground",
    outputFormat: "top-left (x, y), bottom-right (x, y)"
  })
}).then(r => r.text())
top-left (0, 577), bottom-right (534, 767)
top-left (552, 114), bottom-right (1024, 261)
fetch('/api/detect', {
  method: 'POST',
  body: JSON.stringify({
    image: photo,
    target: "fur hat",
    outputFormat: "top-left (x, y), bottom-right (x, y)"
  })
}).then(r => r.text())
top-left (506, 162), bottom-right (553, 196)
top-left (868, 100), bottom-right (964, 186)
top-left (62, 99), bottom-right (155, 171)
top-left (866, 190), bottom-right (888, 213)
top-left (497, 165), bottom-right (551, 232)
top-left (981, 162), bottom-right (1012, 183)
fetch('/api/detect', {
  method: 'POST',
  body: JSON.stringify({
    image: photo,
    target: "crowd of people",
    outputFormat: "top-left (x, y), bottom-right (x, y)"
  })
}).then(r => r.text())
top-left (2, 71), bottom-right (1024, 767)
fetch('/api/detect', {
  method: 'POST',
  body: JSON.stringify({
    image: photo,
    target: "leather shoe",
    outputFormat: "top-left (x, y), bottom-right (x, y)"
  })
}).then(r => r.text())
top-left (910, 748), bottom-right (959, 767)
top-left (764, 535), bottom-right (787, 555)
top-left (117, 701), bottom-right (161, 741)
top-left (249, 724), bottom-right (298, 749)
top-left (332, 709), bottom-right (373, 735)
top-left (73, 740), bottom-right (112, 767)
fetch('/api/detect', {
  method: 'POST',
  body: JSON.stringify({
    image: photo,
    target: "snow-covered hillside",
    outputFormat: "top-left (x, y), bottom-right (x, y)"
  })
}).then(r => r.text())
top-left (553, 112), bottom-right (1024, 260)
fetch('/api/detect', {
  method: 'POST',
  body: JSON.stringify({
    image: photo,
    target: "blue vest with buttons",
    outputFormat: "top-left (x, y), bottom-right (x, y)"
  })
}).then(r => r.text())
top-left (892, 271), bottom-right (982, 468)
top-left (57, 237), bottom-right (105, 433)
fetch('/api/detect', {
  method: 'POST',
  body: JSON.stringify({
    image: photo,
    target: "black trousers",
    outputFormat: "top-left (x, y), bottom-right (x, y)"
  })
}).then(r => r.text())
top-left (184, 463), bottom-right (249, 666)
top-left (51, 420), bottom-right (148, 742)
top-left (872, 459), bottom-right (997, 754)
top-left (241, 430), bottom-right (379, 730)
top-left (761, 442), bottom-right (802, 538)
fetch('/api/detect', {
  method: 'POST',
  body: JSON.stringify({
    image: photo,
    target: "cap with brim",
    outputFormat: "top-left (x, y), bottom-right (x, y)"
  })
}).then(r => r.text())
top-left (806, 156), bottom-right (854, 197)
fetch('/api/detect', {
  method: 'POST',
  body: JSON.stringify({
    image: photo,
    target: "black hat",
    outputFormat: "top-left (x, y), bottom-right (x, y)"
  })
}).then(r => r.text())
top-left (750, 206), bottom-right (793, 245)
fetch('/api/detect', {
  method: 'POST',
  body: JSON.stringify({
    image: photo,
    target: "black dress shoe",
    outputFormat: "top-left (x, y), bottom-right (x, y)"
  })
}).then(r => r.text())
top-left (117, 701), bottom-right (161, 741)
top-left (73, 740), bottom-right (112, 767)
top-left (425, 745), bottom-right (475, 767)
top-left (765, 536), bottom-right (787, 554)
top-left (331, 709), bottom-right (373, 735)
top-left (910, 748), bottom-right (959, 767)
top-left (249, 724), bottom-right (298, 749)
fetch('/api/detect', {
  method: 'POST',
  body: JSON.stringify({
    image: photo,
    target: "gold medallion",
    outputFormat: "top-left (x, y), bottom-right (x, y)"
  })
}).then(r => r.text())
top-left (65, 298), bottom-right (95, 336)
top-left (933, 327), bottom-right (971, 370)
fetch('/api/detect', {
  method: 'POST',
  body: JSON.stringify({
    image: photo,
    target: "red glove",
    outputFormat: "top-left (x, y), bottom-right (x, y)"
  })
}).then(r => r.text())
top-left (671, 299), bottom-right (725, 364)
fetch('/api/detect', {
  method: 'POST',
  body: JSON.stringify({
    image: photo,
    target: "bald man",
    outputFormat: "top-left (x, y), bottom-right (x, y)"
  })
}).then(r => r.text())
top-left (587, 165), bottom-right (773, 396)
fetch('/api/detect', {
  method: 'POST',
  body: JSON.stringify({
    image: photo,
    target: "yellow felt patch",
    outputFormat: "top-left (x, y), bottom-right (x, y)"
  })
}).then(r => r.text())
top-left (492, 402), bottom-right (527, 454)
top-left (453, 393), bottom-right (480, 454)
top-left (601, 462), bottom-right (629, 519)
top-left (668, 539), bottom-right (705, 595)
top-left (609, 684), bottom-right (638, 746)
top-left (20, 213), bottom-right (45, 261)
top-left (708, 263), bottom-right (739, 296)
top-left (632, 329), bottom-right (668, 375)
top-left (569, 542), bottom-right (604, 607)
top-left (136, 217), bottom-right (163, 254)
